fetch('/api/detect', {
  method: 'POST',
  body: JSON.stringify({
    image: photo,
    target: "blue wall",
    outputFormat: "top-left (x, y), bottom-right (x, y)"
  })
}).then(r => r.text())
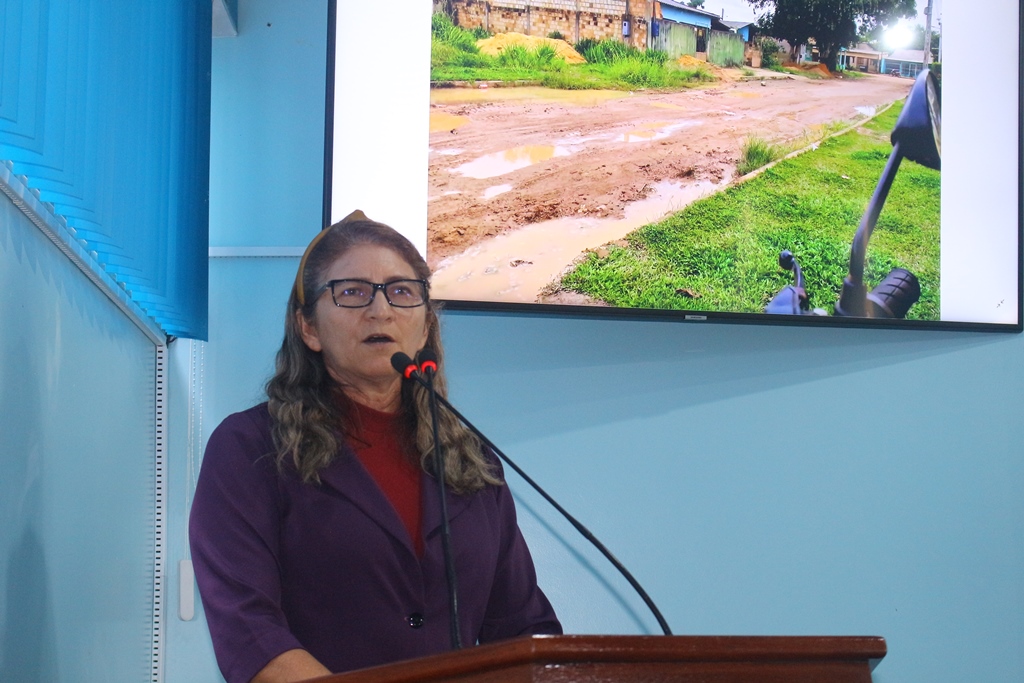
top-left (0, 193), bottom-right (158, 681)
top-left (162, 1), bottom-right (1024, 682)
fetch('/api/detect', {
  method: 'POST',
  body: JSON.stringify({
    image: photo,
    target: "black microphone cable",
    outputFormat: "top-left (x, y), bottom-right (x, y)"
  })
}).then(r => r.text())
top-left (391, 352), bottom-right (673, 636)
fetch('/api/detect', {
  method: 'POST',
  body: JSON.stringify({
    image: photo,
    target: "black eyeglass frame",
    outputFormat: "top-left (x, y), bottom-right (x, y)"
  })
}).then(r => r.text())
top-left (314, 278), bottom-right (430, 309)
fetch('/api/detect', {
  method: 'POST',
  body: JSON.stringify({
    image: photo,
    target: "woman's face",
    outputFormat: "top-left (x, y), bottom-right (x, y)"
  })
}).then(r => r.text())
top-left (298, 244), bottom-right (429, 400)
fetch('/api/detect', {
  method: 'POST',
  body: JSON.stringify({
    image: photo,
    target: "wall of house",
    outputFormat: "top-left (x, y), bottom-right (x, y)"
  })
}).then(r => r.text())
top-left (0, 192), bottom-right (158, 682)
top-left (841, 53), bottom-right (882, 74)
top-left (451, 0), bottom-right (646, 47)
top-left (625, 0), bottom-right (650, 48)
top-left (162, 1), bottom-right (1024, 682)
top-left (660, 6), bottom-right (711, 29)
top-left (882, 60), bottom-right (925, 79)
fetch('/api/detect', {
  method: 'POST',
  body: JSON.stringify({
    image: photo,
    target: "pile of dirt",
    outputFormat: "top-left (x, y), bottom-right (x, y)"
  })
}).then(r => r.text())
top-left (676, 53), bottom-right (741, 81)
top-left (807, 63), bottom-right (833, 78)
top-left (476, 33), bottom-right (587, 64)
top-left (783, 62), bottom-right (834, 78)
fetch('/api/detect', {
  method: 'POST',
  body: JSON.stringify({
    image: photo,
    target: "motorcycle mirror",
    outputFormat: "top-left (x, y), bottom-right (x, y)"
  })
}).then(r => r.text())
top-left (890, 69), bottom-right (941, 171)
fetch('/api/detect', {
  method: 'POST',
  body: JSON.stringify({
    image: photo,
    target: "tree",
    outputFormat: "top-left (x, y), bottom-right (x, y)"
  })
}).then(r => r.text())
top-left (687, 0), bottom-right (706, 7)
top-left (910, 24), bottom-right (941, 62)
top-left (747, 0), bottom-right (916, 71)
top-left (856, 22), bottom-right (885, 48)
top-left (756, 36), bottom-right (783, 68)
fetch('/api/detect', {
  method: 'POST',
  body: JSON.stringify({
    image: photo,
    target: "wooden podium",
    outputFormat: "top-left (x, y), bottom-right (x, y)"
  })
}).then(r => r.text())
top-left (313, 634), bottom-right (886, 683)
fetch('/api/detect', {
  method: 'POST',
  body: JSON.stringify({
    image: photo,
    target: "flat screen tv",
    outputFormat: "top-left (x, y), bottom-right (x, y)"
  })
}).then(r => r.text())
top-left (324, 0), bottom-right (1021, 331)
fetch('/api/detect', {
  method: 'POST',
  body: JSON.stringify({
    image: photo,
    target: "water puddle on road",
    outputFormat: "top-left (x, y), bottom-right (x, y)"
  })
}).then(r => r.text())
top-left (430, 111), bottom-right (470, 133)
top-left (618, 120), bottom-right (699, 143)
top-left (441, 121), bottom-right (701, 177)
top-left (431, 178), bottom-right (727, 302)
top-left (427, 190), bottom-right (463, 202)
top-left (452, 145), bottom-right (573, 179)
top-left (482, 184), bottom-right (512, 200)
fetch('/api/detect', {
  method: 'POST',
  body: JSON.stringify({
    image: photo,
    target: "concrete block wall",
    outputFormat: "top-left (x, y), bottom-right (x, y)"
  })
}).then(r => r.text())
top-left (452, 0), bottom-right (638, 45)
top-left (625, 0), bottom-right (650, 49)
top-left (528, 9), bottom-right (577, 39)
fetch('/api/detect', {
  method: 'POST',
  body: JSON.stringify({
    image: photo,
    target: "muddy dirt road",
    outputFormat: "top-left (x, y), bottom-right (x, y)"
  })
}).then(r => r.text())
top-left (427, 71), bottom-right (913, 303)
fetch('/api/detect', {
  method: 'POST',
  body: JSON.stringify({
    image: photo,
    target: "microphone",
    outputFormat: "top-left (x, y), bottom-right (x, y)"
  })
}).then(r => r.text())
top-left (418, 348), bottom-right (438, 376)
top-left (393, 353), bottom-right (419, 380)
top-left (392, 351), bottom-right (462, 650)
top-left (390, 352), bottom-right (673, 636)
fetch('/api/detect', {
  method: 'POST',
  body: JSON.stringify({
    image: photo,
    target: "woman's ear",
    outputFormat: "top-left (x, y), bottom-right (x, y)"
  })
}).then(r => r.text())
top-left (297, 309), bottom-right (323, 352)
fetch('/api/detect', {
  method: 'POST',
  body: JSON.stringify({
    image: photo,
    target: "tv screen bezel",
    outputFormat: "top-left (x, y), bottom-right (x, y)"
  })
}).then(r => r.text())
top-left (323, 0), bottom-right (1023, 333)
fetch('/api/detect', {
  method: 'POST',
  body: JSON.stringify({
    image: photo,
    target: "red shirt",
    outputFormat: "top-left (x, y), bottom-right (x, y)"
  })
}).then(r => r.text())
top-left (349, 402), bottom-right (424, 557)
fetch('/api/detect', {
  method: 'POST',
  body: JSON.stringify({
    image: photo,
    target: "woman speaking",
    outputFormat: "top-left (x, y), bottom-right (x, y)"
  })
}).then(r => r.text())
top-left (189, 211), bottom-right (561, 683)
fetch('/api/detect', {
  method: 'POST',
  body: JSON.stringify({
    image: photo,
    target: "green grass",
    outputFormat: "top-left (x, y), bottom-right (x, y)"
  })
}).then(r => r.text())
top-left (432, 58), bottom-right (713, 90)
top-left (575, 38), bottom-right (653, 65)
top-left (431, 12), bottom-right (478, 52)
top-left (736, 120), bottom-right (852, 176)
top-left (737, 137), bottom-right (785, 175)
top-left (430, 25), bottom-right (715, 91)
top-left (496, 43), bottom-right (565, 70)
top-left (559, 102), bottom-right (942, 320)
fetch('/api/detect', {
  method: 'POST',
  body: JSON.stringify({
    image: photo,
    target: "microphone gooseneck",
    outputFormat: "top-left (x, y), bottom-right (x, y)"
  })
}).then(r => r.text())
top-left (392, 351), bottom-right (462, 649)
top-left (390, 352), bottom-right (673, 636)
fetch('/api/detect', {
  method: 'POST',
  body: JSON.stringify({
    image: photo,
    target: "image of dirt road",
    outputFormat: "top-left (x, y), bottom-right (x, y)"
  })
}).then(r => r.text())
top-left (427, 71), bottom-right (914, 304)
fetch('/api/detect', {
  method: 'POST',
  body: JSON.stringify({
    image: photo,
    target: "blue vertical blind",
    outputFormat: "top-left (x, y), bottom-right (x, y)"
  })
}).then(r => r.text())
top-left (0, 0), bottom-right (211, 339)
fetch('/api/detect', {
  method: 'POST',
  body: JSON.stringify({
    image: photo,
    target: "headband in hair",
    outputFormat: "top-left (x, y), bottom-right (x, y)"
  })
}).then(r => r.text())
top-left (294, 209), bottom-right (371, 306)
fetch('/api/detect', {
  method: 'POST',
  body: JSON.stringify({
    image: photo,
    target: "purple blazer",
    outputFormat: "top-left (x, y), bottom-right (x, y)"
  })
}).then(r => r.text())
top-left (189, 404), bottom-right (561, 683)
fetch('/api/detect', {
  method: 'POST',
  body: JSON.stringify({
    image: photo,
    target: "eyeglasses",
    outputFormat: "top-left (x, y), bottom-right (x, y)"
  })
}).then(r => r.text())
top-left (316, 278), bottom-right (429, 308)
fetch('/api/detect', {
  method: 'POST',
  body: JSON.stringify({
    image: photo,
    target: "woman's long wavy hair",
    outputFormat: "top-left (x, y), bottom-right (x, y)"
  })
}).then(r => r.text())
top-left (266, 214), bottom-right (499, 494)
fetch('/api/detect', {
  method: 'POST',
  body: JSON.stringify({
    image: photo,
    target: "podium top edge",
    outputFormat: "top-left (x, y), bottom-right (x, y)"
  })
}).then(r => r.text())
top-left (313, 634), bottom-right (887, 683)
